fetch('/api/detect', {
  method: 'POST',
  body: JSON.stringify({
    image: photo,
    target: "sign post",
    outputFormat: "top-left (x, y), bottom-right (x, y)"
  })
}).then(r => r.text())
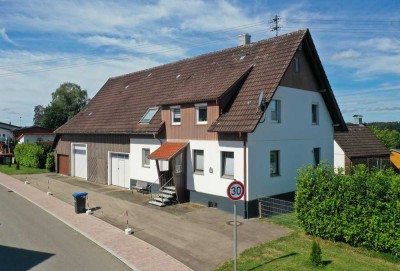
top-left (227, 180), bottom-right (245, 271)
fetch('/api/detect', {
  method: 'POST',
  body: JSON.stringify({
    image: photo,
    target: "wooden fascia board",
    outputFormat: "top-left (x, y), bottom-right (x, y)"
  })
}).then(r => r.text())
top-left (303, 32), bottom-right (347, 132)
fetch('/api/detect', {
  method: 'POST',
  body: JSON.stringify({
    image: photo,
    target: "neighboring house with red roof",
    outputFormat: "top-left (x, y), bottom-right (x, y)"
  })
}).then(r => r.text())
top-left (13, 126), bottom-right (55, 145)
top-left (334, 115), bottom-right (390, 172)
top-left (54, 29), bottom-right (346, 217)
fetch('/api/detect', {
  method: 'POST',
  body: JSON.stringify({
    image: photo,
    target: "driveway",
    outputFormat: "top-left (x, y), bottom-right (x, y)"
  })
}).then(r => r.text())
top-left (15, 174), bottom-right (291, 271)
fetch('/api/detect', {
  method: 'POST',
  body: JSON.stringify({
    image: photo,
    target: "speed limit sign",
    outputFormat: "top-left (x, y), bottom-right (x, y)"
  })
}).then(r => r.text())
top-left (227, 181), bottom-right (245, 201)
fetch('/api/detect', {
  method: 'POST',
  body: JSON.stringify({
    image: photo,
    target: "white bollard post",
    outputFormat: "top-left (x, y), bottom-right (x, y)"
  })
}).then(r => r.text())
top-left (46, 179), bottom-right (52, 196)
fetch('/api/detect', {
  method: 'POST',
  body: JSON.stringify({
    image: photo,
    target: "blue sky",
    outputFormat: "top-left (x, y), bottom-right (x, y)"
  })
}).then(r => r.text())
top-left (1, 0), bottom-right (400, 126)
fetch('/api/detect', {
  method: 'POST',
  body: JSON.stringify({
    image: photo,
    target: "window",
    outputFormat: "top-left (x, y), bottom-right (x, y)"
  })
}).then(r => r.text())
top-left (312, 104), bottom-right (319, 125)
top-left (313, 148), bottom-right (320, 168)
top-left (195, 103), bottom-right (207, 124)
top-left (294, 57), bottom-right (300, 73)
top-left (142, 148), bottom-right (150, 167)
top-left (193, 150), bottom-right (204, 174)
top-left (171, 106), bottom-right (181, 125)
top-left (140, 107), bottom-right (158, 123)
top-left (175, 153), bottom-right (182, 174)
top-left (271, 99), bottom-right (281, 123)
top-left (221, 151), bottom-right (234, 178)
top-left (270, 150), bottom-right (280, 176)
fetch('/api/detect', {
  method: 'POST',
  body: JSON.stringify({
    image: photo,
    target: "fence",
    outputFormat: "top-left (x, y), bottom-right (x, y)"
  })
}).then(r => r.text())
top-left (351, 158), bottom-right (392, 171)
top-left (258, 196), bottom-right (294, 218)
top-left (258, 196), bottom-right (296, 227)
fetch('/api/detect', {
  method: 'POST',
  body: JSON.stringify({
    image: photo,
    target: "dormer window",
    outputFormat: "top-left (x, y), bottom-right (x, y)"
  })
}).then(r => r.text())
top-left (195, 103), bottom-right (207, 124)
top-left (140, 107), bottom-right (158, 123)
top-left (171, 106), bottom-right (181, 125)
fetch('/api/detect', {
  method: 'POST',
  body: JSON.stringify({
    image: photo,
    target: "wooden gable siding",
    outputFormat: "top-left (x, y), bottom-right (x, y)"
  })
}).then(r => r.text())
top-left (280, 47), bottom-right (319, 92)
top-left (162, 103), bottom-right (219, 140)
top-left (55, 134), bottom-right (136, 184)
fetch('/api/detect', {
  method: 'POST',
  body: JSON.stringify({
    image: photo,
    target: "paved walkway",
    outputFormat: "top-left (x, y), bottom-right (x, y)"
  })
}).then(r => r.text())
top-left (0, 172), bottom-right (192, 271)
top-left (6, 173), bottom-right (291, 271)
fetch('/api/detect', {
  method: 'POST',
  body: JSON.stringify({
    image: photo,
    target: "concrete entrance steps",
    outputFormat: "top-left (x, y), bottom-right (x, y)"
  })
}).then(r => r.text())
top-left (149, 186), bottom-right (176, 207)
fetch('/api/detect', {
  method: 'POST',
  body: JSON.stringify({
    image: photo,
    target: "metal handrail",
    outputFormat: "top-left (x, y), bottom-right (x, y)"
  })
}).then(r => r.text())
top-left (148, 174), bottom-right (164, 201)
top-left (159, 176), bottom-right (174, 190)
top-left (159, 176), bottom-right (176, 202)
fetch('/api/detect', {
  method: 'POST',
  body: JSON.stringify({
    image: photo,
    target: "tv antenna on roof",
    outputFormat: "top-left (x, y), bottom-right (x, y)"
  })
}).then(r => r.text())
top-left (257, 91), bottom-right (266, 113)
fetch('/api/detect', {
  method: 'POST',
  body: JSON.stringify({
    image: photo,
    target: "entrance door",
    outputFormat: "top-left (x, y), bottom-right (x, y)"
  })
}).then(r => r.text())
top-left (111, 153), bottom-right (129, 188)
top-left (73, 144), bottom-right (87, 179)
top-left (58, 155), bottom-right (69, 175)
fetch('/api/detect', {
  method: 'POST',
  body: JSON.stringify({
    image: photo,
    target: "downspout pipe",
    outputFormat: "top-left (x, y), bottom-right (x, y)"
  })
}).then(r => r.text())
top-left (243, 134), bottom-right (248, 219)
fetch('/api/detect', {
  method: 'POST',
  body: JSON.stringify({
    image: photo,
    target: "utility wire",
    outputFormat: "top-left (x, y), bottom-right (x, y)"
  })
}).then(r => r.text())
top-left (2, 17), bottom-right (400, 77)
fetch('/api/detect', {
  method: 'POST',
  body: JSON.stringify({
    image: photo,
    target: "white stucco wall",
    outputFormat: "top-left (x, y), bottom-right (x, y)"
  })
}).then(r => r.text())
top-left (247, 86), bottom-right (334, 200)
top-left (0, 128), bottom-right (13, 141)
top-left (129, 138), bottom-right (162, 183)
top-left (334, 140), bottom-right (345, 171)
top-left (187, 140), bottom-right (244, 198)
top-left (19, 134), bottom-right (55, 143)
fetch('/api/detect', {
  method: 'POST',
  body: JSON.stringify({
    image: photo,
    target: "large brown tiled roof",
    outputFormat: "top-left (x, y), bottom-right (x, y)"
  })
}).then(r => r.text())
top-left (335, 124), bottom-right (389, 158)
top-left (56, 29), bottom-right (345, 134)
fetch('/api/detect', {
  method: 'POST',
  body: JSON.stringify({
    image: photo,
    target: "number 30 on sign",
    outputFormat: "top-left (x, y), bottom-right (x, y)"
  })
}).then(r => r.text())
top-left (227, 181), bottom-right (245, 201)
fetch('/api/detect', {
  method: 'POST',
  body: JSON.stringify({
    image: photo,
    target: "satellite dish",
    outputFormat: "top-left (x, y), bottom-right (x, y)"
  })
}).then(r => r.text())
top-left (257, 91), bottom-right (265, 113)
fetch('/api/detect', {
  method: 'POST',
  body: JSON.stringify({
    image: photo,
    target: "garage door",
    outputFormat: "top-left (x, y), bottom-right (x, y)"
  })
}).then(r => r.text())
top-left (111, 153), bottom-right (129, 188)
top-left (58, 155), bottom-right (69, 175)
top-left (73, 144), bottom-right (87, 179)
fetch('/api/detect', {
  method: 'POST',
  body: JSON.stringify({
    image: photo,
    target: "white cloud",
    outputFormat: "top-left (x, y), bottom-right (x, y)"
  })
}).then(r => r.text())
top-left (0, 27), bottom-right (17, 46)
top-left (80, 35), bottom-right (187, 58)
top-left (331, 49), bottom-right (361, 61)
top-left (0, 50), bottom-right (161, 126)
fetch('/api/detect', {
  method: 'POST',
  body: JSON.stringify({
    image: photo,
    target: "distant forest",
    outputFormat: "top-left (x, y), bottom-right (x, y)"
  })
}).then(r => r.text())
top-left (367, 121), bottom-right (400, 149)
top-left (367, 121), bottom-right (400, 131)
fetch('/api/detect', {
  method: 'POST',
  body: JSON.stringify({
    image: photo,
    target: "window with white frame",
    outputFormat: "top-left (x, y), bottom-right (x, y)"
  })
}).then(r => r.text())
top-left (193, 150), bottom-right (204, 174)
top-left (312, 104), bottom-right (319, 125)
top-left (171, 106), bottom-right (181, 125)
top-left (142, 148), bottom-right (150, 167)
top-left (271, 99), bottom-right (281, 123)
top-left (221, 151), bottom-right (234, 178)
top-left (270, 150), bottom-right (280, 176)
top-left (313, 148), bottom-right (320, 168)
top-left (195, 103), bottom-right (207, 124)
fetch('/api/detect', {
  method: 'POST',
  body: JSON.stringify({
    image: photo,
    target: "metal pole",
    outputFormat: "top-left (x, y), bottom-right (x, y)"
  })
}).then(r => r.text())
top-left (234, 201), bottom-right (237, 271)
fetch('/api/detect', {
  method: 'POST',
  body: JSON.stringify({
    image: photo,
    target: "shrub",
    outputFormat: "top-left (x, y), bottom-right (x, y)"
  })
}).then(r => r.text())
top-left (14, 143), bottom-right (48, 168)
top-left (46, 152), bottom-right (55, 171)
top-left (296, 163), bottom-right (400, 256)
top-left (310, 240), bottom-right (322, 267)
top-left (16, 162), bottom-right (20, 170)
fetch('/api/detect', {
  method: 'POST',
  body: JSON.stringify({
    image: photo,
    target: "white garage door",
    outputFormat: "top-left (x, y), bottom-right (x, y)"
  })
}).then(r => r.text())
top-left (73, 144), bottom-right (87, 179)
top-left (111, 153), bottom-right (130, 188)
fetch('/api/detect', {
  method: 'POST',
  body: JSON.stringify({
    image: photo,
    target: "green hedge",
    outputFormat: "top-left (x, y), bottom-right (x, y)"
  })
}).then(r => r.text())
top-left (14, 143), bottom-right (49, 168)
top-left (296, 164), bottom-right (400, 256)
top-left (46, 152), bottom-right (55, 171)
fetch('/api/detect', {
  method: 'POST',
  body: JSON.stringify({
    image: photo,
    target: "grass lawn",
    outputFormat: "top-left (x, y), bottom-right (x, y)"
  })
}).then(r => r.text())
top-left (0, 164), bottom-right (49, 175)
top-left (215, 213), bottom-right (400, 271)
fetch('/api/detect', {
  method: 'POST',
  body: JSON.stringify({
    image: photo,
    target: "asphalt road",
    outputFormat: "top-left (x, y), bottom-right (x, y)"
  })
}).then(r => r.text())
top-left (0, 185), bottom-right (132, 271)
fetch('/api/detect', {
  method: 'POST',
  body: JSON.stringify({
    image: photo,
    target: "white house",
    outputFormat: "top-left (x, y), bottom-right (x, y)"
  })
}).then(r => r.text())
top-left (0, 122), bottom-right (20, 143)
top-left (55, 29), bottom-right (346, 217)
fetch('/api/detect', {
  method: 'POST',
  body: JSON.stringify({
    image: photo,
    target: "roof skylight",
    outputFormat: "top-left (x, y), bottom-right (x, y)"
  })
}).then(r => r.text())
top-left (139, 107), bottom-right (159, 123)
